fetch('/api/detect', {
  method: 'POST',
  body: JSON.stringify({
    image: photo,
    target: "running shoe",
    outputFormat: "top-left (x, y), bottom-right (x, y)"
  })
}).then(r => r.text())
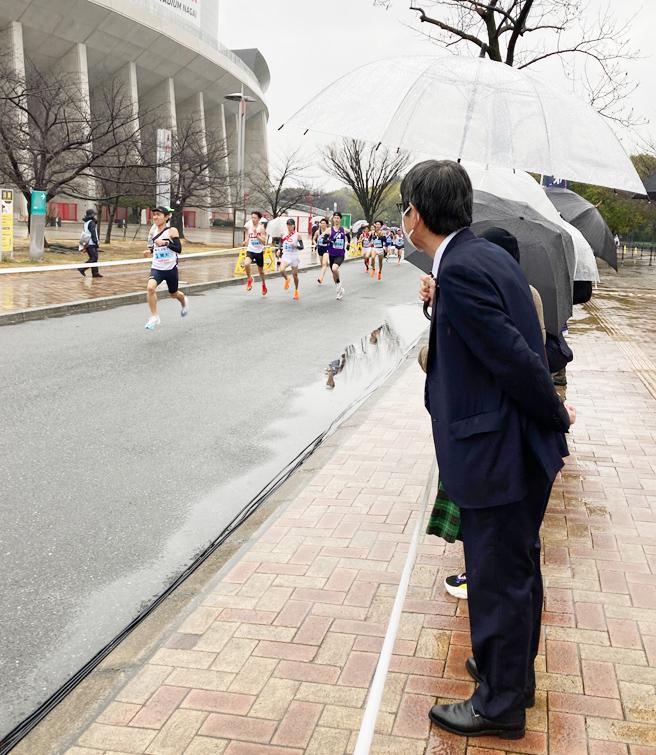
top-left (293, 289), bottom-right (299, 301)
top-left (284, 278), bottom-right (290, 291)
top-left (180, 296), bottom-right (189, 317)
top-left (144, 315), bottom-right (160, 331)
top-left (262, 283), bottom-right (268, 296)
top-left (317, 278), bottom-right (323, 285)
top-left (444, 573), bottom-right (467, 600)
top-left (370, 268), bottom-right (375, 278)
top-left (378, 271), bottom-right (382, 280)
top-left (336, 284), bottom-right (344, 300)
top-left (246, 276), bottom-right (253, 291)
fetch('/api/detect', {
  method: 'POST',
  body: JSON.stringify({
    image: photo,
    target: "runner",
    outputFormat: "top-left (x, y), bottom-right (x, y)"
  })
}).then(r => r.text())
top-left (328, 211), bottom-right (347, 300)
top-left (143, 206), bottom-right (188, 330)
top-left (360, 224), bottom-right (372, 273)
top-left (243, 210), bottom-right (268, 296)
top-left (314, 217), bottom-right (331, 285)
top-left (280, 218), bottom-right (301, 300)
top-left (385, 227), bottom-right (394, 259)
top-left (371, 220), bottom-right (385, 280)
top-left (393, 229), bottom-right (404, 263)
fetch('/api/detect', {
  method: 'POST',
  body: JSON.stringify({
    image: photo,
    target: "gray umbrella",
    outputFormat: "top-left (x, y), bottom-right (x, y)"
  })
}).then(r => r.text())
top-left (546, 187), bottom-right (617, 270)
top-left (406, 190), bottom-right (575, 335)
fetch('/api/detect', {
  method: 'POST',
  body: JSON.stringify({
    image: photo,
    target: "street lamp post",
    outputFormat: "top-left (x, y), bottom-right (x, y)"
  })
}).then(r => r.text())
top-left (225, 86), bottom-right (256, 247)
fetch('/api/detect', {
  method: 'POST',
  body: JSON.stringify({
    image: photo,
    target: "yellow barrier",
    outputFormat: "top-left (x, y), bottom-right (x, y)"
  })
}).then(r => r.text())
top-left (347, 242), bottom-right (363, 259)
top-left (234, 246), bottom-right (277, 276)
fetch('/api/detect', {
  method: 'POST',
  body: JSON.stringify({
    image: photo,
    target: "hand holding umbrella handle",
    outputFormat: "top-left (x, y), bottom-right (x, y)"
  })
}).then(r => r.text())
top-left (423, 301), bottom-right (432, 321)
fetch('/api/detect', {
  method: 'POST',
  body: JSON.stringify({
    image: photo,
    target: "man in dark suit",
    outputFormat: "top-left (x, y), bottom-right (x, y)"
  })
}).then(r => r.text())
top-left (401, 160), bottom-right (576, 740)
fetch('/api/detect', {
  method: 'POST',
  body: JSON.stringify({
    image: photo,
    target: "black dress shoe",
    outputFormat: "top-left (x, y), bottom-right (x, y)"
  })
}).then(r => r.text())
top-left (466, 657), bottom-right (536, 708)
top-left (428, 699), bottom-right (525, 740)
top-left (78, 269), bottom-right (86, 277)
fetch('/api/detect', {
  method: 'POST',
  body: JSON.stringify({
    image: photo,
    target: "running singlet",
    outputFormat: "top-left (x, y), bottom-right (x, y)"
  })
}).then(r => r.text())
top-left (361, 232), bottom-right (371, 249)
top-left (317, 231), bottom-right (330, 253)
top-left (149, 225), bottom-right (177, 271)
top-left (282, 232), bottom-right (299, 255)
top-left (394, 236), bottom-right (404, 248)
top-left (372, 234), bottom-right (384, 250)
top-left (247, 223), bottom-right (265, 254)
top-left (329, 227), bottom-right (347, 256)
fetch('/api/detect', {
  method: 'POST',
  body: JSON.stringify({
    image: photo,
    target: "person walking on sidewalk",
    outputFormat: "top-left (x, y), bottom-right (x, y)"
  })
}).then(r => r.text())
top-left (78, 209), bottom-right (103, 278)
top-left (243, 210), bottom-right (268, 296)
top-left (143, 206), bottom-right (188, 330)
top-left (405, 159), bottom-right (575, 741)
top-left (280, 218), bottom-right (301, 300)
top-left (328, 212), bottom-right (347, 300)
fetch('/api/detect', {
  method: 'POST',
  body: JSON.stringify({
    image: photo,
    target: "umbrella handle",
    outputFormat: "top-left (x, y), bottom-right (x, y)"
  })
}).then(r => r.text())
top-left (423, 301), bottom-right (432, 321)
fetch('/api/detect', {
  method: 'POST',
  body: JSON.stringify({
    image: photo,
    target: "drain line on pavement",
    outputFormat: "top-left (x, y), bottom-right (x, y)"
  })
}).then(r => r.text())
top-left (354, 459), bottom-right (437, 755)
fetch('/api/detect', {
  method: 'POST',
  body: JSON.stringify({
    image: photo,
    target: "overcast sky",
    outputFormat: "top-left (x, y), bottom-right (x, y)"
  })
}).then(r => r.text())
top-left (220, 0), bottom-right (654, 183)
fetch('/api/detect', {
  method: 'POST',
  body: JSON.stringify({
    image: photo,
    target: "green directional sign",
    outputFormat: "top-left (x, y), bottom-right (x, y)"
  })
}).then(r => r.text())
top-left (31, 191), bottom-right (47, 216)
top-left (341, 213), bottom-right (351, 230)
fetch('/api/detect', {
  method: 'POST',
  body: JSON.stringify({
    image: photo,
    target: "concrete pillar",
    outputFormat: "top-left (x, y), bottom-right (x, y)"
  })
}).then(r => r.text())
top-left (0, 22), bottom-right (28, 218)
top-left (178, 91), bottom-right (210, 225)
top-left (205, 103), bottom-right (232, 208)
top-left (244, 109), bottom-right (269, 175)
top-left (141, 77), bottom-right (178, 207)
top-left (59, 43), bottom-right (95, 215)
top-left (225, 111), bottom-right (238, 196)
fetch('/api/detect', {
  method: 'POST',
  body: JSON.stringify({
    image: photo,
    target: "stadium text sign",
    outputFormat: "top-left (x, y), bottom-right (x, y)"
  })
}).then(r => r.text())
top-left (157, 0), bottom-right (200, 28)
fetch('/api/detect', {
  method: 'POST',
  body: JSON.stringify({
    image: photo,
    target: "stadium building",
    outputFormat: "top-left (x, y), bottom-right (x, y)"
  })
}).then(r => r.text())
top-left (0, 0), bottom-right (270, 228)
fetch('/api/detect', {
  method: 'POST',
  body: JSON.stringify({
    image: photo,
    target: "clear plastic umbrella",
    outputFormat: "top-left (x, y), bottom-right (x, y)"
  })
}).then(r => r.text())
top-left (281, 56), bottom-right (644, 195)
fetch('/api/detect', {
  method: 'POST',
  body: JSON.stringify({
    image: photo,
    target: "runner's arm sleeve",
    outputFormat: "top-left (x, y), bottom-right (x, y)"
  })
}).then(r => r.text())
top-left (167, 237), bottom-right (182, 253)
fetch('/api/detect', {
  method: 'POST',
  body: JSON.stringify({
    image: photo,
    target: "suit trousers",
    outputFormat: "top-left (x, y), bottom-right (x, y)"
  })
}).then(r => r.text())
top-left (459, 453), bottom-right (553, 722)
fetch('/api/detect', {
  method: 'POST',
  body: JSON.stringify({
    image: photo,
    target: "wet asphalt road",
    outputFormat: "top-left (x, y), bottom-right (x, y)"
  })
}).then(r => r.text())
top-left (0, 261), bottom-right (427, 736)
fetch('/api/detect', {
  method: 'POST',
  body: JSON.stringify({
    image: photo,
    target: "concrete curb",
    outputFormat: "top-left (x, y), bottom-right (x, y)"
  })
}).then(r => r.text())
top-left (0, 256), bottom-right (364, 326)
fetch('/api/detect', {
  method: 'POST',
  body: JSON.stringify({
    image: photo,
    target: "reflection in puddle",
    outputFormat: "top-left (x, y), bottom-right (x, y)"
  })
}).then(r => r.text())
top-left (325, 323), bottom-right (402, 390)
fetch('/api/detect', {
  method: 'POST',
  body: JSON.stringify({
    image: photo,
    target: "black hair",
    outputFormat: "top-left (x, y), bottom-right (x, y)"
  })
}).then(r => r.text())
top-left (375, 219), bottom-right (383, 225)
top-left (286, 218), bottom-right (296, 226)
top-left (251, 210), bottom-right (263, 219)
top-left (480, 227), bottom-right (520, 263)
top-left (400, 160), bottom-right (472, 235)
top-left (320, 217), bottom-right (328, 224)
top-left (333, 212), bottom-right (342, 219)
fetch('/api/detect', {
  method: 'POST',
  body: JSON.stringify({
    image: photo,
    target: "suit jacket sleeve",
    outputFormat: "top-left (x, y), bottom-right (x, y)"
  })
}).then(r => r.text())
top-left (440, 263), bottom-right (570, 432)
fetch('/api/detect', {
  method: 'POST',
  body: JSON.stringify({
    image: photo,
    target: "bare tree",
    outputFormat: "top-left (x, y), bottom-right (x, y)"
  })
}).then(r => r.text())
top-left (0, 56), bottom-right (147, 229)
top-left (321, 139), bottom-right (410, 224)
top-left (168, 118), bottom-right (231, 238)
top-left (247, 150), bottom-right (313, 218)
top-left (375, 1), bottom-right (640, 125)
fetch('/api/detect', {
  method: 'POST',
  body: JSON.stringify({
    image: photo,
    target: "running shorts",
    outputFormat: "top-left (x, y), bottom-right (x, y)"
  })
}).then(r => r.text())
top-left (373, 247), bottom-right (385, 256)
top-left (282, 251), bottom-right (300, 268)
top-left (329, 255), bottom-right (345, 267)
top-left (150, 267), bottom-right (179, 293)
top-left (246, 251), bottom-right (265, 268)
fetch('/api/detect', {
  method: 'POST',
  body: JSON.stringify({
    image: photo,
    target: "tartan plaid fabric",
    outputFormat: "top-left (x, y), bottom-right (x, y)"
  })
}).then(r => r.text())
top-left (426, 478), bottom-right (462, 542)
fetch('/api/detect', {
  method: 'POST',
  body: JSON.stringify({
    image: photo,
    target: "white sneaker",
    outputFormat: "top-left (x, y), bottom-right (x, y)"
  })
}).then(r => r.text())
top-left (180, 295), bottom-right (189, 317)
top-left (145, 315), bottom-right (160, 331)
top-left (336, 284), bottom-right (344, 300)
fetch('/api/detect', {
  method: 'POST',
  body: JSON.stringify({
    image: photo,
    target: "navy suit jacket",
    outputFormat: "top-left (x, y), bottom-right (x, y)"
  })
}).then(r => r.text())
top-left (425, 228), bottom-right (570, 509)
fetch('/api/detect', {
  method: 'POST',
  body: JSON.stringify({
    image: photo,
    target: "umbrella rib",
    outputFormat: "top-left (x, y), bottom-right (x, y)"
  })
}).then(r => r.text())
top-left (456, 57), bottom-right (484, 162)
top-left (379, 57), bottom-right (441, 153)
top-left (525, 71), bottom-right (554, 177)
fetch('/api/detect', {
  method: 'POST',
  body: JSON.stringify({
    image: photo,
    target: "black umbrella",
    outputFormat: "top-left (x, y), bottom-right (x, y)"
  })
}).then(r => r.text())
top-left (407, 190), bottom-right (575, 335)
top-left (546, 187), bottom-right (617, 270)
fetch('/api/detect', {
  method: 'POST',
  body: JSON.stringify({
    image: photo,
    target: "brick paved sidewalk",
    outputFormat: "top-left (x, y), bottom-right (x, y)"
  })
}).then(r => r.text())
top-left (54, 269), bottom-right (656, 755)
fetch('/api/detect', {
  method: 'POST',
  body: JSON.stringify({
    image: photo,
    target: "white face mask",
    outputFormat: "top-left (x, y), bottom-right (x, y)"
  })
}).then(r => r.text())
top-left (401, 205), bottom-right (419, 253)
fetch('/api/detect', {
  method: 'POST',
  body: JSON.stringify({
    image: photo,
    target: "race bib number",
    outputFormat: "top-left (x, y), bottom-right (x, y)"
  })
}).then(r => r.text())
top-left (154, 248), bottom-right (173, 261)
top-left (334, 237), bottom-right (345, 250)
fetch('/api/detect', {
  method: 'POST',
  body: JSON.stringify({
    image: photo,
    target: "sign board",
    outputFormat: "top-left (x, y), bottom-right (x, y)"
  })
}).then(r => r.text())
top-left (341, 213), bottom-right (351, 231)
top-left (1, 189), bottom-right (14, 258)
top-left (156, 128), bottom-right (172, 209)
top-left (31, 190), bottom-right (47, 216)
top-left (542, 176), bottom-right (569, 189)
